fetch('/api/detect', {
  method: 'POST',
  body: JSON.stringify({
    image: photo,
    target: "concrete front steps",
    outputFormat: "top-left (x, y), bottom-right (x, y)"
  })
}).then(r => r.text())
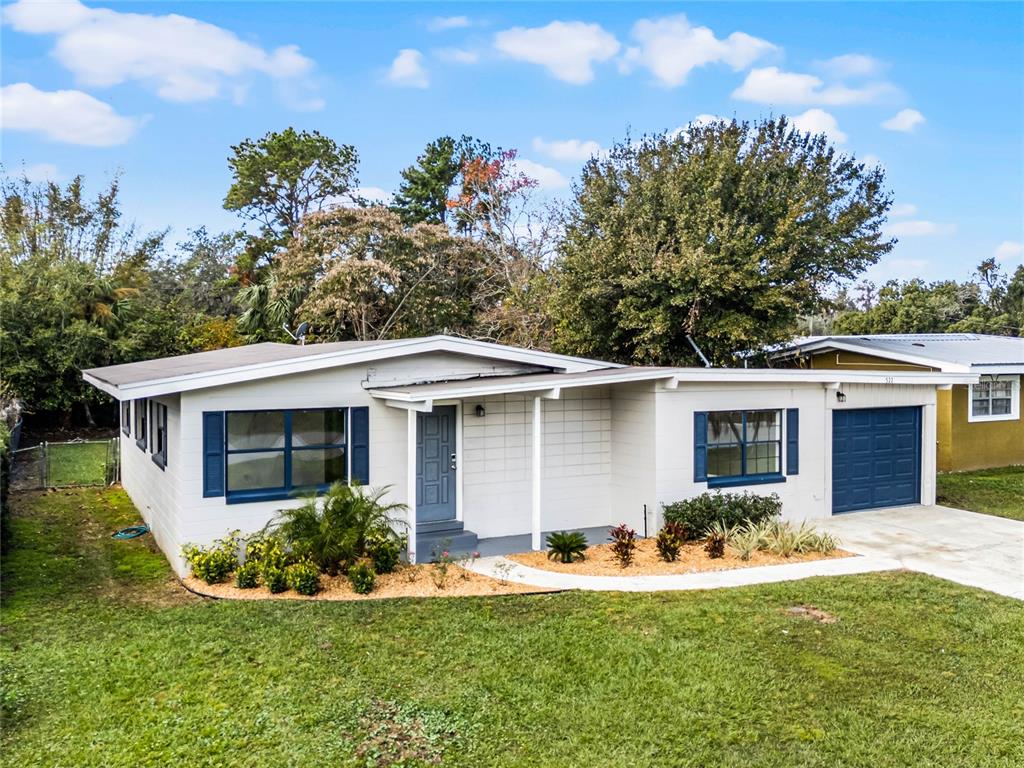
top-left (415, 519), bottom-right (479, 561)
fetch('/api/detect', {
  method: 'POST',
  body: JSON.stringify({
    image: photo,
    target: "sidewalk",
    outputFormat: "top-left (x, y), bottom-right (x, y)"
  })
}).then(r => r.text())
top-left (466, 552), bottom-right (901, 592)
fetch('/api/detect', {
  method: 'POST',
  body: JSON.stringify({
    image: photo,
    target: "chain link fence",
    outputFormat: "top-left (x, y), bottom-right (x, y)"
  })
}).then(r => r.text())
top-left (9, 438), bottom-right (120, 491)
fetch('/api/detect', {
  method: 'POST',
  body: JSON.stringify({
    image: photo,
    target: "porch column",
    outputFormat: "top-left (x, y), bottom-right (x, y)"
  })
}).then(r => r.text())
top-left (531, 395), bottom-right (542, 550)
top-left (406, 408), bottom-right (417, 564)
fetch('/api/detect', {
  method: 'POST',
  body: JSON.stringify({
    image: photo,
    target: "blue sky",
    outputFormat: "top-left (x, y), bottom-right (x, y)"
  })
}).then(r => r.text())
top-left (2, 1), bottom-right (1022, 284)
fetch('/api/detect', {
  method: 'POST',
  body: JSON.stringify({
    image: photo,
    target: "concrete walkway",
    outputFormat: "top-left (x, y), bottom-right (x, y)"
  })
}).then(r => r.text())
top-left (467, 505), bottom-right (1024, 599)
top-left (817, 504), bottom-right (1024, 600)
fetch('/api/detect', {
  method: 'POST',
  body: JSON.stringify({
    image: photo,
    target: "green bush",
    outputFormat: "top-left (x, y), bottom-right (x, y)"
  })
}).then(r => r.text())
top-left (366, 529), bottom-right (403, 574)
top-left (655, 522), bottom-right (686, 562)
top-left (546, 530), bottom-right (588, 563)
top-left (270, 482), bottom-right (406, 574)
top-left (348, 561), bottom-right (376, 594)
top-left (234, 560), bottom-right (260, 589)
top-left (181, 533), bottom-right (239, 584)
top-left (262, 564), bottom-right (288, 594)
top-left (286, 560), bottom-right (322, 596)
top-left (663, 492), bottom-right (781, 540)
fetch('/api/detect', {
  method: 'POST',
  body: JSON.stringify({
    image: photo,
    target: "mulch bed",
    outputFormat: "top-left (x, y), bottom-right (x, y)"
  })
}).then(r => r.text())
top-left (184, 563), bottom-right (552, 601)
top-left (508, 538), bottom-right (852, 577)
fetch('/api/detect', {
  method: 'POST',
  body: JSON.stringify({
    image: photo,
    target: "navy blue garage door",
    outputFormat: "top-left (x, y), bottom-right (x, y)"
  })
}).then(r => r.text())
top-left (832, 407), bottom-right (922, 513)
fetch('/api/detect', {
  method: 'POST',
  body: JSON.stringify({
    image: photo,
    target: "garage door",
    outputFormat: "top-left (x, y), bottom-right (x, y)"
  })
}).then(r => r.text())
top-left (832, 407), bottom-right (921, 513)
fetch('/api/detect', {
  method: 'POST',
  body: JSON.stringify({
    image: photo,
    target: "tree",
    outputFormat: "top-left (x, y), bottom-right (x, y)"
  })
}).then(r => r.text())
top-left (223, 128), bottom-right (359, 275)
top-left (550, 118), bottom-right (894, 365)
top-left (271, 206), bottom-right (488, 340)
top-left (392, 136), bottom-right (463, 225)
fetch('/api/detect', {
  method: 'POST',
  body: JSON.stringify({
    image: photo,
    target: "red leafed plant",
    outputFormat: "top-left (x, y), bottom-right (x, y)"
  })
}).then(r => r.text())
top-left (608, 524), bottom-right (637, 568)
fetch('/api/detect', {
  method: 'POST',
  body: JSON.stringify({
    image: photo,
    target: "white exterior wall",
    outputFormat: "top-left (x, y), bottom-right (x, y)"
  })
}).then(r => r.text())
top-left (120, 394), bottom-right (181, 563)
top-left (654, 381), bottom-right (939, 522)
top-left (610, 383), bottom-right (658, 534)
top-left (167, 352), bottom-right (541, 575)
top-left (460, 387), bottom-right (613, 539)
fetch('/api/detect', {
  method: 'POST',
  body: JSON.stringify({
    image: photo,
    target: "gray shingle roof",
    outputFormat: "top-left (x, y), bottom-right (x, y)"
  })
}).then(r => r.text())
top-left (781, 333), bottom-right (1024, 372)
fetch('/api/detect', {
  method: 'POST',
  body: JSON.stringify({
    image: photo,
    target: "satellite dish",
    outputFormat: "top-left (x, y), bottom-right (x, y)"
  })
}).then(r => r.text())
top-left (296, 321), bottom-right (309, 339)
top-left (282, 321), bottom-right (310, 345)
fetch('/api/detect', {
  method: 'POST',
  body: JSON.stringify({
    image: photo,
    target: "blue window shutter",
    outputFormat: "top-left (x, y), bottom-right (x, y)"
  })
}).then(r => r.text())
top-left (786, 408), bottom-right (799, 475)
top-left (203, 411), bottom-right (225, 497)
top-left (694, 411), bottom-right (708, 482)
top-left (350, 406), bottom-right (370, 485)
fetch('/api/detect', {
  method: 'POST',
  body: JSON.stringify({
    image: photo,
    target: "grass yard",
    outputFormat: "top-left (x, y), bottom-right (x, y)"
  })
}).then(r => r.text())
top-left (2, 488), bottom-right (1023, 767)
top-left (937, 465), bottom-right (1024, 522)
top-left (46, 440), bottom-right (112, 487)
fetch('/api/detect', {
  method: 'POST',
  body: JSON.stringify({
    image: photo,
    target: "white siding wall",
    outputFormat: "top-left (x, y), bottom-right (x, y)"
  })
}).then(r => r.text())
top-left (460, 387), bottom-right (613, 539)
top-left (168, 352), bottom-right (540, 575)
top-left (610, 383), bottom-right (658, 534)
top-left (120, 395), bottom-right (181, 564)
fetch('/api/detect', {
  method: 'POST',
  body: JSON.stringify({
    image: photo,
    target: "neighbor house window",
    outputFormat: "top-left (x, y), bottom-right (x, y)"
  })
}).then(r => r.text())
top-left (706, 409), bottom-right (783, 485)
top-left (151, 402), bottom-right (168, 469)
top-left (121, 401), bottom-right (131, 437)
top-left (969, 375), bottom-right (1020, 423)
top-left (134, 398), bottom-right (148, 450)
top-left (225, 409), bottom-right (347, 499)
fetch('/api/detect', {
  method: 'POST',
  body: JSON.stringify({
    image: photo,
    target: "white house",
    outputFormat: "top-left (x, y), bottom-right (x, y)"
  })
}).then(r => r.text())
top-left (83, 335), bottom-right (975, 575)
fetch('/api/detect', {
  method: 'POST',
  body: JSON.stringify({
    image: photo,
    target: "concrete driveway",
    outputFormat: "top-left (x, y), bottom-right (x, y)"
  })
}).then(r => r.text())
top-left (818, 505), bottom-right (1024, 600)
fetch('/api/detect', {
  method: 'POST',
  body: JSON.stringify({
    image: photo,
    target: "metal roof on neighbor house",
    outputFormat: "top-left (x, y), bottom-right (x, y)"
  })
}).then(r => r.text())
top-left (771, 333), bottom-right (1024, 374)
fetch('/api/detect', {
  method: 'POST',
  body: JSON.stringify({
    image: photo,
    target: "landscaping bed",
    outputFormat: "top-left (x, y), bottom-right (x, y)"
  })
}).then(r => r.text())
top-left (509, 537), bottom-right (853, 576)
top-left (184, 563), bottom-right (547, 600)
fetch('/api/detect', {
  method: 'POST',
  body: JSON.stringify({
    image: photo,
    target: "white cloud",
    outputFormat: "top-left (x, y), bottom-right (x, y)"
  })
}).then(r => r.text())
top-left (994, 240), bottom-right (1023, 261)
top-left (428, 16), bottom-right (471, 32)
top-left (493, 21), bottom-right (620, 84)
top-left (388, 49), bottom-right (429, 88)
top-left (860, 154), bottom-right (884, 170)
top-left (355, 186), bottom-right (392, 204)
top-left (881, 108), bottom-right (925, 132)
top-left (817, 53), bottom-right (884, 78)
top-left (435, 48), bottom-right (479, 64)
top-left (890, 202), bottom-right (918, 218)
top-left (512, 158), bottom-right (569, 189)
top-left (732, 66), bottom-right (895, 105)
top-left (668, 114), bottom-right (725, 139)
top-left (790, 108), bottom-right (847, 143)
top-left (3, 0), bottom-right (317, 104)
top-left (19, 162), bottom-right (60, 182)
top-left (532, 137), bottom-right (602, 162)
top-left (0, 82), bottom-right (139, 146)
top-left (884, 220), bottom-right (955, 238)
top-left (620, 14), bottom-right (776, 87)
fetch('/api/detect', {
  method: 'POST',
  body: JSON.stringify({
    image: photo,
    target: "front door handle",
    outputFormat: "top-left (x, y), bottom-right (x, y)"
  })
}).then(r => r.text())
top-left (450, 453), bottom-right (457, 470)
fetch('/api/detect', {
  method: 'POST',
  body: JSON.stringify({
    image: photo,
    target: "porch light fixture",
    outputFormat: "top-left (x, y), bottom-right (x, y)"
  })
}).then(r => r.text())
top-left (475, 404), bottom-right (486, 417)
top-left (836, 390), bottom-right (847, 403)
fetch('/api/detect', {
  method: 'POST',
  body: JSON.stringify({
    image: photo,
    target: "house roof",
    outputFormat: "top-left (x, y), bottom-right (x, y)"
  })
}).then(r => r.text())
top-left (82, 335), bottom-right (617, 399)
top-left (769, 333), bottom-right (1024, 374)
top-left (368, 365), bottom-right (976, 405)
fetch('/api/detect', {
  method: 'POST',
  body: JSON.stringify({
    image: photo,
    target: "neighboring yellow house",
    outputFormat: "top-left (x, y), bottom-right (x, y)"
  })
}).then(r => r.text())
top-left (771, 334), bottom-right (1024, 472)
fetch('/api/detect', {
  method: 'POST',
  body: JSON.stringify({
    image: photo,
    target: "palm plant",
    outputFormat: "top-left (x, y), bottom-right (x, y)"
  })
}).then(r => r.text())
top-left (546, 530), bottom-right (588, 563)
top-left (268, 482), bottom-right (406, 574)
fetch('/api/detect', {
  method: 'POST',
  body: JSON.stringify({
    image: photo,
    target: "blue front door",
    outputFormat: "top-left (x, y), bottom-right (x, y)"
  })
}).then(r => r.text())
top-left (416, 405), bottom-right (457, 523)
top-left (832, 406), bottom-right (921, 513)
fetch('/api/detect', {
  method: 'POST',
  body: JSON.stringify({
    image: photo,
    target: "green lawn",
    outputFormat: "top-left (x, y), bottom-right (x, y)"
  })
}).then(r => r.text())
top-left (2, 489), bottom-right (1023, 767)
top-left (937, 465), bottom-right (1024, 521)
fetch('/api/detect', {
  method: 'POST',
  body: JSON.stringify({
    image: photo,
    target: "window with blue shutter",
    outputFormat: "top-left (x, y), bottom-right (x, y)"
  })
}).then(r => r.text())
top-left (202, 411), bottom-right (225, 497)
top-left (786, 408), bottom-right (799, 475)
top-left (696, 409), bottom-right (787, 488)
top-left (694, 411), bottom-right (708, 482)
top-left (350, 406), bottom-right (370, 485)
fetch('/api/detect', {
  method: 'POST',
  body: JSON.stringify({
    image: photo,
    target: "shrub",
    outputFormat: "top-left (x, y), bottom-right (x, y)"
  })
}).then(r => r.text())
top-left (729, 529), bottom-right (761, 561)
top-left (546, 530), bottom-right (588, 563)
top-left (655, 522), bottom-right (686, 562)
top-left (348, 561), bottom-right (376, 594)
top-left (262, 564), bottom-right (288, 594)
top-left (181, 533), bottom-right (239, 584)
top-left (662, 492), bottom-right (781, 540)
top-left (704, 531), bottom-right (726, 559)
top-left (286, 560), bottom-right (322, 596)
top-left (234, 560), bottom-right (260, 589)
top-left (269, 482), bottom-right (406, 574)
top-left (704, 520), bottom-right (739, 543)
top-left (366, 529), bottom-right (403, 574)
top-left (608, 524), bottom-right (637, 568)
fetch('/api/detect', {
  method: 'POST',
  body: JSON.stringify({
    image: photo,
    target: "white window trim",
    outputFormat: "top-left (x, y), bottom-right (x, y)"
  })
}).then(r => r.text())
top-left (967, 374), bottom-right (1020, 423)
